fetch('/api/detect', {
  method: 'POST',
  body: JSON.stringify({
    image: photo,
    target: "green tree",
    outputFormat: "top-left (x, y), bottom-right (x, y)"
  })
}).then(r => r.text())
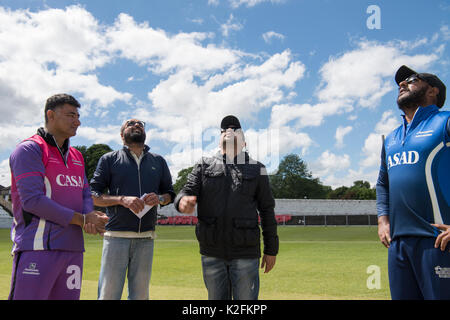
top-left (327, 186), bottom-right (349, 199)
top-left (74, 144), bottom-right (113, 181)
top-left (269, 154), bottom-right (329, 199)
top-left (173, 166), bottom-right (193, 194)
top-left (353, 180), bottom-right (371, 189)
top-left (327, 180), bottom-right (376, 200)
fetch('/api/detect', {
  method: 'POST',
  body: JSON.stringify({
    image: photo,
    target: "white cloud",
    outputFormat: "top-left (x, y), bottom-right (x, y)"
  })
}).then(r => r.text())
top-left (314, 111), bottom-right (399, 188)
top-left (312, 150), bottom-right (351, 177)
top-left (262, 31), bottom-right (285, 44)
top-left (360, 110), bottom-right (400, 168)
top-left (208, 0), bottom-right (220, 6)
top-left (165, 147), bottom-right (212, 182)
top-left (220, 14), bottom-right (243, 37)
top-left (268, 38), bottom-right (440, 136)
top-left (441, 25), bottom-right (450, 41)
top-left (0, 125), bottom-right (37, 154)
top-left (0, 5), bottom-right (445, 189)
top-left (229, 0), bottom-right (284, 9)
top-left (270, 100), bottom-right (353, 130)
top-left (107, 13), bottom-right (235, 74)
top-left (245, 126), bottom-right (312, 173)
top-left (335, 126), bottom-right (353, 148)
top-left (189, 18), bottom-right (204, 25)
top-left (321, 168), bottom-right (379, 189)
top-left (317, 40), bottom-right (440, 108)
top-left (76, 125), bottom-right (123, 146)
top-left (148, 50), bottom-right (305, 133)
top-left (0, 5), bottom-right (131, 128)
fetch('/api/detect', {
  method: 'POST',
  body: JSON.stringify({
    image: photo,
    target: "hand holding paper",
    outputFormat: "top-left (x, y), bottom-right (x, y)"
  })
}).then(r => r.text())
top-left (121, 196), bottom-right (145, 214)
top-left (135, 193), bottom-right (154, 219)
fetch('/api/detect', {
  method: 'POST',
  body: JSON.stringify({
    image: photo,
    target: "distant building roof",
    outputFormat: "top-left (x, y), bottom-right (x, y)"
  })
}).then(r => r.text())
top-left (158, 199), bottom-right (377, 217)
top-left (274, 199), bottom-right (376, 216)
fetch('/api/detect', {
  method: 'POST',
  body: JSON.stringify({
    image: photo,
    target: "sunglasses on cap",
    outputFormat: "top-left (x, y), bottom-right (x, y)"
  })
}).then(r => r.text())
top-left (126, 120), bottom-right (145, 128)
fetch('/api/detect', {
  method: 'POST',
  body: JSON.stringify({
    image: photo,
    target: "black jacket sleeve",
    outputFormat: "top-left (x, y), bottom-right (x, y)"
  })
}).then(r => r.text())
top-left (256, 165), bottom-right (279, 256)
top-left (174, 160), bottom-right (203, 212)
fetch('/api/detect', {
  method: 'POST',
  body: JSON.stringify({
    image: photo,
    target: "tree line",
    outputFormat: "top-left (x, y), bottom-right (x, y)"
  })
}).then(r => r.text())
top-left (75, 145), bottom-right (376, 200)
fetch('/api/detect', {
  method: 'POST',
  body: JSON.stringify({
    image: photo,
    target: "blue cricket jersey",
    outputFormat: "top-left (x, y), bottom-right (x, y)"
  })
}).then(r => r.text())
top-left (376, 105), bottom-right (450, 239)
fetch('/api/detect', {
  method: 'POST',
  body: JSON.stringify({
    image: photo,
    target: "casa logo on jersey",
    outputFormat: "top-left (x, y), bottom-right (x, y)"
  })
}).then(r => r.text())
top-left (387, 150), bottom-right (419, 169)
top-left (56, 174), bottom-right (83, 188)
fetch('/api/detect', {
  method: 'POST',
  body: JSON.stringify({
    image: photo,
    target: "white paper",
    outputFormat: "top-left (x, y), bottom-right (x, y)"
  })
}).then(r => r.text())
top-left (134, 193), bottom-right (153, 219)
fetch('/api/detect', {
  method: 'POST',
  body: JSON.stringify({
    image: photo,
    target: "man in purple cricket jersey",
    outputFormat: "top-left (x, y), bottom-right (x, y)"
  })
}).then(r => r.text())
top-left (8, 93), bottom-right (109, 300)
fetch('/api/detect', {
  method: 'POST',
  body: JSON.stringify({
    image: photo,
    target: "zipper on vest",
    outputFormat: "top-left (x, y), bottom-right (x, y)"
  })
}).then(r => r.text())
top-left (51, 136), bottom-right (68, 168)
top-left (116, 188), bottom-right (119, 214)
top-left (137, 161), bottom-right (142, 233)
top-left (222, 163), bottom-right (232, 260)
top-left (126, 148), bottom-right (144, 233)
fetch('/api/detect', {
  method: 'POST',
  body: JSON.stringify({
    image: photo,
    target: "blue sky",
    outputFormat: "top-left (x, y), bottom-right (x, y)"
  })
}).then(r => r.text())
top-left (0, 0), bottom-right (449, 188)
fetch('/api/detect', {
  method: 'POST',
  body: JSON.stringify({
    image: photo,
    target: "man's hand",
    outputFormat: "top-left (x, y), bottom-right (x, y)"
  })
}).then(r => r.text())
top-left (378, 215), bottom-right (391, 248)
top-left (261, 254), bottom-right (276, 273)
top-left (84, 211), bottom-right (109, 235)
top-left (431, 223), bottom-right (450, 251)
top-left (120, 196), bottom-right (145, 214)
top-left (178, 196), bottom-right (197, 214)
top-left (142, 193), bottom-right (160, 207)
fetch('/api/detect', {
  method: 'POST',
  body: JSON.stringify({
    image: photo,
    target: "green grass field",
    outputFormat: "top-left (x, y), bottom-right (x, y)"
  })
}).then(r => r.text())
top-left (0, 226), bottom-right (391, 300)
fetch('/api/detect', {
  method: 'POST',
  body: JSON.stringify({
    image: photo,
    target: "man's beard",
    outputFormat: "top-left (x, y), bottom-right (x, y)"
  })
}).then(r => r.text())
top-left (397, 86), bottom-right (428, 111)
top-left (124, 131), bottom-right (146, 144)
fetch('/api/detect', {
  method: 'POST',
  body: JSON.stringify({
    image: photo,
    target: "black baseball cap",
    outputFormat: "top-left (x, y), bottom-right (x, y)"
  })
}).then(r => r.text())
top-left (395, 65), bottom-right (446, 108)
top-left (220, 115), bottom-right (241, 129)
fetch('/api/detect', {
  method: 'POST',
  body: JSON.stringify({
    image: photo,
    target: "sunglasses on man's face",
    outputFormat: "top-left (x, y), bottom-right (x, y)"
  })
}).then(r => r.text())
top-left (221, 127), bottom-right (240, 133)
top-left (403, 74), bottom-right (422, 85)
top-left (126, 120), bottom-right (145, 128)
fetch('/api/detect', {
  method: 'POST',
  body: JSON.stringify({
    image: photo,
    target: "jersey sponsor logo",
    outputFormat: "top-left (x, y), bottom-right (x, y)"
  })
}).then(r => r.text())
top-left (415, 130), bottom-right (433, 138)
top-left (56, 174), bottom-right (83, 188)
top-left (72, 159), bottom-right (83, 167)
top-left (387, 150), bottom-right (419, 169)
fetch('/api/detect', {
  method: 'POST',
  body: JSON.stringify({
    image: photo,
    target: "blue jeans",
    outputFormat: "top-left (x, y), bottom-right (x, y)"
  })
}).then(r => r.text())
top-left (98, 236), bottom-right (154, 300)
top-left (201, 255), bottom-right (260, 300)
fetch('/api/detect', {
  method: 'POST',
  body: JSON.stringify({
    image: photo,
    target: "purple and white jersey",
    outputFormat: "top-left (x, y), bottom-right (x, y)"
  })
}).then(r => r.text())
top-left (9, 133), bottom-right (93, 253)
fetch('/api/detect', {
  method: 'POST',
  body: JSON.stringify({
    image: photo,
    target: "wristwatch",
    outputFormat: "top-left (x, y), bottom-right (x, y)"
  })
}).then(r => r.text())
top-left (158, 194), bottom-right (165, 205)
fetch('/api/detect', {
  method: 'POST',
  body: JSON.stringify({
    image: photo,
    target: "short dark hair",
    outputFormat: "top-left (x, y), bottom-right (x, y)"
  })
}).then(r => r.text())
top-left (44, 93), bottom-right (81, 123)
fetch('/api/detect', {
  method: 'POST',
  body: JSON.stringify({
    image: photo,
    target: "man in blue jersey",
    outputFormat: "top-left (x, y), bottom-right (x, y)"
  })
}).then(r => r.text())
top-left (376, 65), bottom-right (450, 299)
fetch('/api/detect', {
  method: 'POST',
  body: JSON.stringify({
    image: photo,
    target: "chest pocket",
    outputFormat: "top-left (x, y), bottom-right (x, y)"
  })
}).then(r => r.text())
top-left (240, 167), bottom-right (259, 197)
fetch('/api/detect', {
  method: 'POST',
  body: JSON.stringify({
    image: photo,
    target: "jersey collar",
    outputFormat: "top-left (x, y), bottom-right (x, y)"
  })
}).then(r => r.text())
top-left (402, 104), bottom-right (439, 134)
